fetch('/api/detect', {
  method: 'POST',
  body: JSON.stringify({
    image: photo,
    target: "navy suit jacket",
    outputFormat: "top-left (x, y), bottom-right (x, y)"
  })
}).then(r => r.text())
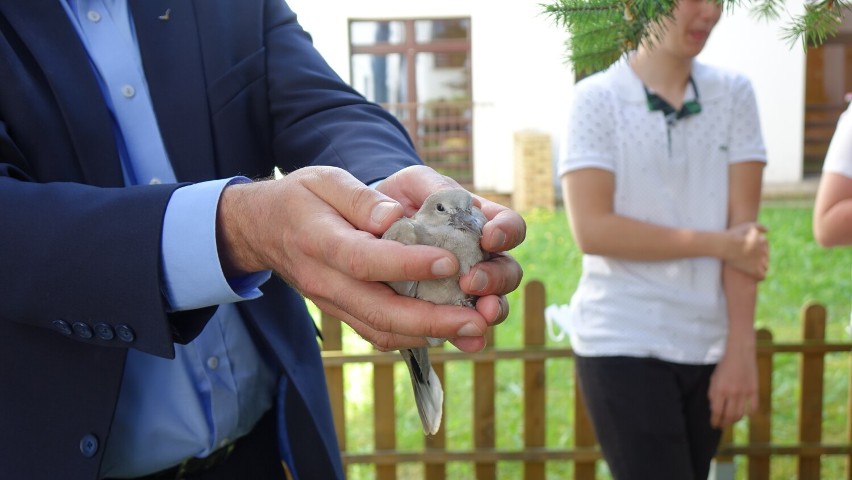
top-left (0, 1), bottom-right (420, 478)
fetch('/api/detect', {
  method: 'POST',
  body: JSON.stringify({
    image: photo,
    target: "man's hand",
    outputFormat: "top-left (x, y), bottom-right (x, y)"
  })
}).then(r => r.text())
top-left (216, 165), bottom-right (525, 353)
top-left (377, 165), bottom-right (526, 351)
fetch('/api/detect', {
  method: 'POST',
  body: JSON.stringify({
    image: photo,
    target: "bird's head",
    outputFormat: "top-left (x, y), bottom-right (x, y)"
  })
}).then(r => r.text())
top-left (419, 189), bottom-right (485, 235)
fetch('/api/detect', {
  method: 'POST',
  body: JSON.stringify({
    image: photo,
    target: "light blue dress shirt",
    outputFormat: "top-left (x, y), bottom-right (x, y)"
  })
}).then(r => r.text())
top-left (60, 1), bottom-right (278, 477)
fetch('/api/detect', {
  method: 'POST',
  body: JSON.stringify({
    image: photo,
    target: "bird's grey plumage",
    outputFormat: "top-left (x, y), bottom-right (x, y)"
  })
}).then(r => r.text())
top-left (382, 189), bottom-right (487, 435)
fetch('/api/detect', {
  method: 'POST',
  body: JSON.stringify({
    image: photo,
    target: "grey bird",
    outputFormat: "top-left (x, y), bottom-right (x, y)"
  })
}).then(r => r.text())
top-left (382, 189), bottom-right (487, 435)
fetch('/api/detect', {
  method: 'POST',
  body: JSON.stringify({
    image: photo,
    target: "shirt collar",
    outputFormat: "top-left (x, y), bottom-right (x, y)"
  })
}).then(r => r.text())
top-left (609, 55), bottom-right (725, 104)
top-left (644, 75), bottom-right (702, 123)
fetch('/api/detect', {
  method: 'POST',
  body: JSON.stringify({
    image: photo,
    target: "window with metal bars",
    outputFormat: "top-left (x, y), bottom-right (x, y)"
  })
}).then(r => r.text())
top-left (349, 18), bottom-right (473, 186)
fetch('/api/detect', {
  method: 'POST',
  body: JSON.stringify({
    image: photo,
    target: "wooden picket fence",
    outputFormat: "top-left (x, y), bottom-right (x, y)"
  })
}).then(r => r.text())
top-left (320, 280), bottom-right (852, 479)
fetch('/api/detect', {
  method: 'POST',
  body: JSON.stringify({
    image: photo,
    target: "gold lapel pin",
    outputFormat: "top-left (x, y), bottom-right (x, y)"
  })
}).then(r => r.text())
top-left (159, 8), bottom-right (171, 21)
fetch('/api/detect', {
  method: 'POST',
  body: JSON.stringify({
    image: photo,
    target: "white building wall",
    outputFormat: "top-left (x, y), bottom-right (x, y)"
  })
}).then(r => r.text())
top-left (465, 1), bottom-right (573, 193)
top-left (287, 0), bottom-right (807, 191)
top-left (700, 5), bottom-right (807, 184)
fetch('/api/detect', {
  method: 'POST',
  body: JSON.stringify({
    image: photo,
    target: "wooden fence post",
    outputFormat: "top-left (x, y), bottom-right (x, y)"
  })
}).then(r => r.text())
top-left (799, 302), bottom-right (826, 479)
top-left (474, 328), bottom-right (496, 479)
top-left (524, 280), bottom-right (547, 479)
top-left (848, 342), bottom-right (852, 480)
top-left (749, 328), bottom-right (773, 480)
top-left (375, 351), bottom-right (396, 480)
top-left (321, 312), bottom-right (347, 463)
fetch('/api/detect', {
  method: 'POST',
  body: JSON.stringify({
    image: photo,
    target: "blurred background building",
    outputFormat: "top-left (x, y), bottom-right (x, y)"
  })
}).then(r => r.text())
top-left (288, 0), bottom-right (851, 205)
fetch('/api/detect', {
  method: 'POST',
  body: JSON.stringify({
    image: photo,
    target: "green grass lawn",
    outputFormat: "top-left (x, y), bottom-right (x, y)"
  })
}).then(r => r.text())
top-left (330, 200), bottom-right (852, 479)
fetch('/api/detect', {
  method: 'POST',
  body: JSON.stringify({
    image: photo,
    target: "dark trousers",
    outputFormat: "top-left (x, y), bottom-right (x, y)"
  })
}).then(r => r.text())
top-left (575, 355), bottom-right (722, 480)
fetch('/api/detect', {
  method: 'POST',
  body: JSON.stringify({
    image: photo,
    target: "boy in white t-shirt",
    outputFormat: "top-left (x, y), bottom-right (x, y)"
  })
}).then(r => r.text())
top-left (559, 0), bottom-right (769, 477)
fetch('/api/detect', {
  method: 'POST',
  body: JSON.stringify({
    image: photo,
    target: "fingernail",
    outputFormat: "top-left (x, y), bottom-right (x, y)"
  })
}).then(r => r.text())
top-left (470, 270), bottom-right (488, 293)
top-left (371, 201), bottom-right (397, 225)
top-left (457, 323), bottom-right (482, 337)
top-left (431, 258), bottom-right (455, 276)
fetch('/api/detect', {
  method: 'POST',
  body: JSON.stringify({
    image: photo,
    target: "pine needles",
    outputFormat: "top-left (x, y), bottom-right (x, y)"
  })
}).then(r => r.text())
top-left (541, 0), bottom-right (852, 74)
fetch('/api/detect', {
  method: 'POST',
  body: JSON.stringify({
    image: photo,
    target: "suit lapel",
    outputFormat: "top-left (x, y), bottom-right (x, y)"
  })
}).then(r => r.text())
top-left (0, 0), bottom-right (124, 186)
top-left (129, 0), bottom-right (217, 182)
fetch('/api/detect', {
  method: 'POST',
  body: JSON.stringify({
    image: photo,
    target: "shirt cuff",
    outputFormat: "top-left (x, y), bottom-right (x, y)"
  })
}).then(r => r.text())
top-left (161, 177), bottom-right (271, 311)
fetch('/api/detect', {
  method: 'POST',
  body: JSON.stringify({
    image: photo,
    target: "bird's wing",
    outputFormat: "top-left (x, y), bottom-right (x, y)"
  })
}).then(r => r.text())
top-left (386, 279), bottom-right (418, 298)
top-left (382, 217), bottom-right (419, 245)
top-left (382, 218), bottom-right (422, 298)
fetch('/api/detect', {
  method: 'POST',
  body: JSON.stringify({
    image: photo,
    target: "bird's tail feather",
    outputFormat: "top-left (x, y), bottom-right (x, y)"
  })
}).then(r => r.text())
top-left (402, 348), bottom-right (444, 435)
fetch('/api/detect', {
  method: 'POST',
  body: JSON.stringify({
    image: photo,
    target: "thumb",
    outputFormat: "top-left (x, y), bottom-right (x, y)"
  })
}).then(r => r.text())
top-left (297, 167), bottom-right (405, 235)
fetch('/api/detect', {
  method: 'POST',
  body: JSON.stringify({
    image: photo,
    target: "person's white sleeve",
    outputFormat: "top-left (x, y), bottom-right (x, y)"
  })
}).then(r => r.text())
top-left (823, 103), bottom-right (852, 178)
top-left (728, 76), bottom-right (767, 165)
top-left (558, 81), bottom-right (618, 178)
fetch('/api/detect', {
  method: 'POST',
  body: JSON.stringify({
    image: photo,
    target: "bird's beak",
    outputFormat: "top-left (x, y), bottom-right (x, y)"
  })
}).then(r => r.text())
top-left (451, 209), bottom-right (484, 235)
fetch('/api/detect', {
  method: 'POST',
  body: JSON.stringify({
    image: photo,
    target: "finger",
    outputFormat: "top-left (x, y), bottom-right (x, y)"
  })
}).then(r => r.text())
top-left (377, 165), bottom-right (462, 215)
top-left (449, 335), bottom-right (488, 353)
top-left (479, 207), bottom-right (527, 252)
top-left (325, 234), bottom-right (461, 282)
top-left (460, 253), bottom-right (523, 296)
top-left (713, 400), bottom-right (739, 429)
top-left (447, 295), bottom-right (509, 352)
top-left (372, 296), bottom-right (488, 340)
top-left (295, 216), bottom-right (460, 282)
top-left (313, 292), bottom-right (480, 351)
top-left (724, 397), bottom-right (745, 426)
top-left (475, 294), bottom-right (509, 327)
top-left (304, 273), bottom-right (489, 341)
top-left (313, 298), bottom-right (432, 351)
top-left (708, 392), bottom-right (725, 428)
top-left (296, 166), bottom-right (406, 235)
top-left (709, 408), bottom-right (720, 429)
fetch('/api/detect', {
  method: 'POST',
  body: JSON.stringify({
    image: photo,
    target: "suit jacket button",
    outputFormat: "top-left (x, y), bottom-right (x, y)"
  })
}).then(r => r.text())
top-left (116, 324), bottom-right (136, 343)
top-left (79, 434), bottom-right (99, 458)
top-left (52, 320), bottom-right (72, 336)
top-left (94, 323), bottom-right (115, 340)
top-left (72, 322), bottom-right (94, 339)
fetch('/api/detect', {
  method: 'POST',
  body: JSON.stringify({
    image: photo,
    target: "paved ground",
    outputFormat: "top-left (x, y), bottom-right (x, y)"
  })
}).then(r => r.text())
top-left (762, 177), bottom-right (819, 202)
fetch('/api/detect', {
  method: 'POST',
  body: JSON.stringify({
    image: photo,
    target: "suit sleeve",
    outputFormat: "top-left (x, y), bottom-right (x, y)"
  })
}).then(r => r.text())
top-left (0, 126), bottom-right (202, 358)
top-left (263, 0), bottom-right (423, 183)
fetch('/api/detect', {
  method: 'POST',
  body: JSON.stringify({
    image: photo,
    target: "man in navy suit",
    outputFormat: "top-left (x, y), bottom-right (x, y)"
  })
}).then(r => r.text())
top-left (0, 1), bottom-right (525, 479)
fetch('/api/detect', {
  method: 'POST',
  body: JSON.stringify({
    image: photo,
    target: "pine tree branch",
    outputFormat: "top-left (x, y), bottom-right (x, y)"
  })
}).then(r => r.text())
top-left (542, 0), bottom-right (852, 73)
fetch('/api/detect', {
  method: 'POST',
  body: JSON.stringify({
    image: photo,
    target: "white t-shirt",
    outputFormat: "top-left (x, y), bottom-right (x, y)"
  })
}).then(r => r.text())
top-left (558, 57), bottom-right (767, 364)
top-left (824, 103), bottom-right (852, 178)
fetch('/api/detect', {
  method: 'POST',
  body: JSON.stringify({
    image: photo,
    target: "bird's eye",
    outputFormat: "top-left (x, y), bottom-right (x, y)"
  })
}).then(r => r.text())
top-left (436, 203), bottom-right (445, 212)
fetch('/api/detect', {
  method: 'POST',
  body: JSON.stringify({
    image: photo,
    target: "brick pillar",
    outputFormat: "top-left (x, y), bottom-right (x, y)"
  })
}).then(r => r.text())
top-left (513, 131), bottom-right (555, 211)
